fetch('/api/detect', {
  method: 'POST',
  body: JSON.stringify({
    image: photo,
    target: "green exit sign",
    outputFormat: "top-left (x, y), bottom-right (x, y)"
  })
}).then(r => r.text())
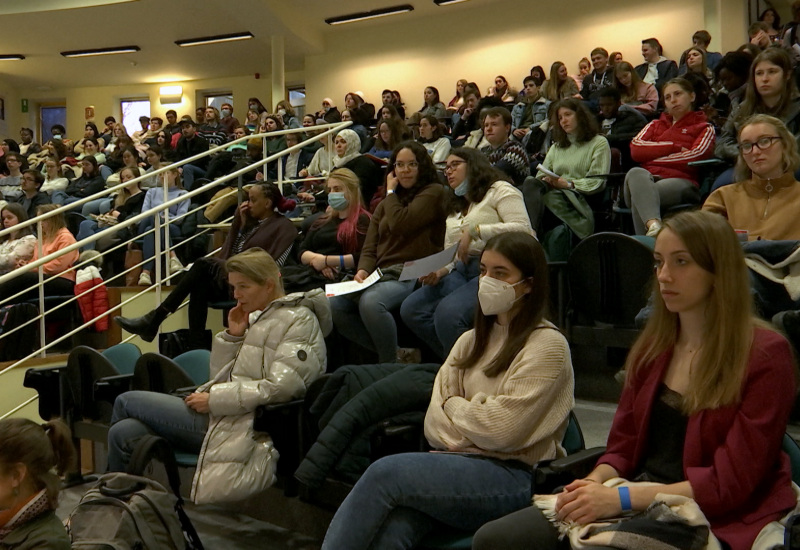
top-left (21, 99), bottom-right (28, 113)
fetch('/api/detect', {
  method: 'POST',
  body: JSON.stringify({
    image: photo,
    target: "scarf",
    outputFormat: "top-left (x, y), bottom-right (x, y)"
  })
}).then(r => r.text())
top-left (333, 129), bottom-right (361, 167)
top-left (0, 489), bottom-right (50, 542)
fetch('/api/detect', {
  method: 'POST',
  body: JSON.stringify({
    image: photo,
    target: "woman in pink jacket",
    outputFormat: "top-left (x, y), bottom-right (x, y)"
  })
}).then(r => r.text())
top-left (623, 78), bottom-right (715, 235)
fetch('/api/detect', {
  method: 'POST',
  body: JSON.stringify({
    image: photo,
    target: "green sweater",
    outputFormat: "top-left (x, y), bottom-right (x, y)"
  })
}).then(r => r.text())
top-left (537, 134), bottom-right (611, 193)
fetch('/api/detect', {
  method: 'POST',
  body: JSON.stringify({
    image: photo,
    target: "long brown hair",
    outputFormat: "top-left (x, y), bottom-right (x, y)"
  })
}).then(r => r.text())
top-left (613, 61), bottom-right (644, 104)
top-left (0, 203), bottom-right (32, 242)
top-left (737, 48), bottom-right (797, 123)
top-left (625, 211), bottom-right (763, 413)
top-left (36, 204), bottom-right (65, 243)
top-left (0, 418), bottom-right (75, 507)
top-left (455, 232), bottom-right (550, 377)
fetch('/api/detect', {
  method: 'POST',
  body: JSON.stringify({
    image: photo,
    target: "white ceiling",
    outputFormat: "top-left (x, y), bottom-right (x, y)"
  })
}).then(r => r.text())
top-left (0, 0), bottom-right (489, 90)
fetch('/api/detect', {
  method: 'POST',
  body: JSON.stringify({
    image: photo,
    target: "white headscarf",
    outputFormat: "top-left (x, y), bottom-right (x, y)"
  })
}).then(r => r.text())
top-left (333, 129), bottom-right (361, 167)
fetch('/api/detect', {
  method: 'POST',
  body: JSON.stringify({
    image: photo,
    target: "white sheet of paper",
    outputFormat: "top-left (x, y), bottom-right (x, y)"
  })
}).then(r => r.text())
top-left (398, 244), bottom-right (459, 281)
top-left (325, 269), bottom-right (382, 297)
top-left (536, 165), bottom-right (560, 180)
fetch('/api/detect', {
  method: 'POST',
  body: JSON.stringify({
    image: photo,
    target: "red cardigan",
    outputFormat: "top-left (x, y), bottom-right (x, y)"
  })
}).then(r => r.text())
top-left (599, 328), bottom-right (796, 550)
top-left (630, 110), bottom-right (715, 185)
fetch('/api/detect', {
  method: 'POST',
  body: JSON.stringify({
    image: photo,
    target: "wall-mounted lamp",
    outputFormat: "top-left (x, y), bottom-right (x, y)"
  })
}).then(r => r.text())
top-left (159, 85), bottom-right (183, 104)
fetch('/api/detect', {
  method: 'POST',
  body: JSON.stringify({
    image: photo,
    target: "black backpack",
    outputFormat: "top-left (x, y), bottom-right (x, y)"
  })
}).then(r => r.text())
top-left (67, 435), bottom-right (204, 549)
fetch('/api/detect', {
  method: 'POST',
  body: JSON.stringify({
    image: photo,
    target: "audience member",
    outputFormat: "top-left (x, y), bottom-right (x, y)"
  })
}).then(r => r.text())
top-left (198, 107), bottom-right (229, 148)
top-left (685, 30), bottom-right (723, 71)
top-left (475, 210), bottom-right (796, 550)
top-left (581, 48), bottom-right (615, 103)
top-left (323, 232), bottom-right (573, 549)
top-left (712, 51), bottom-right (752, 123)
top-left (163, 110), bottom-right (180, 136)
top-left (526, 98), bottom-right (611, 239)
top-left (635, 37), bottom-right (679, 95)
top-left (318, 98), bottom-right (342, 123)
top-left (110, 247), bottom-right (329, 504)
top-left (451, 90), bottom-right (481, 142)
top-left (116, 182), bottom-right (297, 342)
top-left (282, 132), bottom-right (314, 180)
top-left (275, 99), bottom-right (301, 129)
top-left (446, 79), bottom-right (468, 113)
top-left (415, 86), bottom-right (448, 120)
top-left (0, 203), bottom-right (35, 275)
top-left (542, 62), bottom-right (580, 101)
top-left (99, 116), bottom-right (116, 144)
top-left (48, 125), bottom-right (72, 153)
top-left (329, 141), bottom-right (447, 363)
top-left (248, 97), bottom-right (268, 115)
top-left (782, 1), bottom-right (800, 65)
top-left (597, 87), bottom-right (648, 169)
top-left (18, 128), bottom-right (42, 158)
top-left (218, 102), bottom-right (241, 135)
top-left (130, 116), bottom-right (151, 146)
top-left (760, 8), bottom-right (782, 42)
top-left (530, 65), bottom-right (547, 86)
top-left (749, 22), bottom-right (772, 51)
top-left (77, 166), bottom-right (146, 251)
top-left (175, 119), bottom-right (210, 190)
top-left (614, 61), bottom-right (658, 117)
top-left (511, 77), bottom-right (551, 153)
top-left (574, 57), bottom-right (592, 89)
top-left (624, 78), bottom-right (715, 235)
top-left (417, 115), bottom-right (451, 163)
top-left (73, 122), bottom-right (105, 156)
top-left (479, 107), bottom-right (530, 186)
top-left (487, 76), bottom-right (518, 103)
top-left (17, 170), bottom-right (51, 219)
top-left (331, 129), bottom-right (382, 204)
top-left (401, 148), bottom-right (533, 360)
top-left (41, 158), bottom-right (68, 196)
top-left (51, 156), bottom-right (104, 206)
top-left (0, 152), bottom-right (24, 199)
top-left (0, 418), bottom-right (75, 549)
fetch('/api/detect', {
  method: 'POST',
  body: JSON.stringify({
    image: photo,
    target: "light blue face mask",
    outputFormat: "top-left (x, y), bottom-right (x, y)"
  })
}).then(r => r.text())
top-left (328, 191), bottom-right (349, 211)
top-left (454, 178), bottom-right (469, 197)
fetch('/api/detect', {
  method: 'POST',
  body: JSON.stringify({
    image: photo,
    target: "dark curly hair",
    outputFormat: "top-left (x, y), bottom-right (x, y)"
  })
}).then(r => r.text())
top-left (387, 140), bottom-right (442, 205)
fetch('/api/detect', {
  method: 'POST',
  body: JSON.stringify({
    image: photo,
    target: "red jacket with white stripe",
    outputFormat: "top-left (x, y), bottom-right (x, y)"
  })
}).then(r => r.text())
top-left (630, 110), bottom-right (715, 185)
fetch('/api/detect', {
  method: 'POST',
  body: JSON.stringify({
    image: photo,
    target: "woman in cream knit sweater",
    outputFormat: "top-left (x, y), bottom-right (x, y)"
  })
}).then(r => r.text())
top-left (322, 232), bottom-right (574, 550)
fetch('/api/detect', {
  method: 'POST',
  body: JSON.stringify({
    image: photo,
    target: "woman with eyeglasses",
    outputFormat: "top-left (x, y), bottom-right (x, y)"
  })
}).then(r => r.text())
top-left (329, 141), bottom-right (447, 363)
top-left (400, 148), bottom-right (533, 360)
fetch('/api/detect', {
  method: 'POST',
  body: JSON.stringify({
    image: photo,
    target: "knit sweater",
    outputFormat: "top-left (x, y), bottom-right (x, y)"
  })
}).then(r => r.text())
top-left (444, 181), bottom-right (533, 262)
top-left (702, 172), bottom-right (800, 241)
top-left (358, 183), bottom-right (447, 272)
top-left (424, 322), bottom-right (574, 466)
top-left (480, 140), bottom-right (530, 186)
top-left (537, 134), bottom-right (611, 193)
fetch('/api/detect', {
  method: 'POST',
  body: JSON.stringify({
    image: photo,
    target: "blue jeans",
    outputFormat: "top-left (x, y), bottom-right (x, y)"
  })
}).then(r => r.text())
top-left (81, 197), bottom-right (112, 217)
top-left (77, 219), bottom-right (100, 250)
top-left (321, 452), bottom-right (533, 550)
top-left (50, 191), bottom-right (81, 207)
top-left (107, 390), bottom-right (208, 472)
top-left (139, 217), bottom-right (181, 272)
top-left (330, 279), bottom-right (417, 363)
top-left (400, 258), bottom-right (480, 360)
top-left (182, 164), bottom-right (207, 191)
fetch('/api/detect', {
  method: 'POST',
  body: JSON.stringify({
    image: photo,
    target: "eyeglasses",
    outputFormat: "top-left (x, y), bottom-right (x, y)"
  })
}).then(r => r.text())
top-left (740, 136), bottom-right (781, 154)
top-left (394, 161), bottom-right (419, 171)
top-left (444, 160), bottom-right (466, 173)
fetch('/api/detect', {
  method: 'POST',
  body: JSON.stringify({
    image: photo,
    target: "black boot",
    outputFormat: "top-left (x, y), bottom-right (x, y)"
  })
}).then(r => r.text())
top-left (114, 306), bottom-right (169, 342)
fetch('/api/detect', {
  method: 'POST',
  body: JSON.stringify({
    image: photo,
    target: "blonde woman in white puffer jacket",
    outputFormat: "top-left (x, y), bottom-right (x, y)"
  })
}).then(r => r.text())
top-left (108, 248), bottom-right (332, 504)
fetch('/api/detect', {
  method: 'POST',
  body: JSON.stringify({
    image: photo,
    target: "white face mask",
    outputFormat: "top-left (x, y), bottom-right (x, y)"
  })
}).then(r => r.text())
top-left (478, 276), bottom-right (526, 316)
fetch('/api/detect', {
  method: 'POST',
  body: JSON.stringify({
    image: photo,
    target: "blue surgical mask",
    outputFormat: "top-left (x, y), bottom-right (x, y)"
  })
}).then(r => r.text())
top-left (221, 109), bottom-right (231, 117)
top-left (454, 178), bottom-right (469, 197)
top-left (328, 192), bottom-right (349, 211)
top-left (52, 135), bottom-right (62, 140)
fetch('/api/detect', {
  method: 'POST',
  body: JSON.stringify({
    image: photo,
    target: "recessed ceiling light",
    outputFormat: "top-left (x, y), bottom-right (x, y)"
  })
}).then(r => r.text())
top-left (433, 0), bottom-right (470, 4)
top-left (325, 4), bottom-right (414, 25)
top-left (61, 46), bottom-right (140, 58)
top-left (175, 32), bottom-right (254, 47)
top-left (0, 55), bottom-right (25, 60)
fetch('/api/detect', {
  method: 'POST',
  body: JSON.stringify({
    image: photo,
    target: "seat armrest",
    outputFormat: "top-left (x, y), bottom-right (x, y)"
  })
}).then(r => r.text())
top-left (533, 447), bottom-right (606, 495)
top-left (547, 447), bottom-right (606, 474)
top-left (253, 399), bottom-right (304, 433)
top-left (687, 158), bottom-right (727, 168)
top-left (93, 373), bottom-right (134, 404)
top-left (24, 365), bottom-right (68, 420)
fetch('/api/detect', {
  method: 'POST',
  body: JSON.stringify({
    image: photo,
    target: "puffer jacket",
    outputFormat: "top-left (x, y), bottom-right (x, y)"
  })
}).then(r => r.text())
top-left (190, 288), bottom-right (332, 504)
top-left (74, 265), bottom-right (108, 332)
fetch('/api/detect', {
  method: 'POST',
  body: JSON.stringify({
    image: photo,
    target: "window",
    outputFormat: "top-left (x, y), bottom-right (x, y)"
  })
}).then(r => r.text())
top-left (205, 93), bottom-right (233, 112)
top-left (121, 99), bottom-right (151, 134)
top-left (40, 105), bottom-right (67, 143)
top-left (288, 87), bottom-right (306, 119)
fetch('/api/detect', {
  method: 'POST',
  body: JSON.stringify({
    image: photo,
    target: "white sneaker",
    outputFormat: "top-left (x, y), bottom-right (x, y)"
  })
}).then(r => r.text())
top-left (645, 221), bottom-right (662, 237)
top-left (138, 271), bottom-right (152, 286)
top-left (169, 256), bottom-right (184, 273)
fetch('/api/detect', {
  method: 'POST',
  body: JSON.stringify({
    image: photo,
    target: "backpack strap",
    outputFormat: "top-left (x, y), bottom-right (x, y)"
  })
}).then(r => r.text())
top-left (127, 435), bottom-right (183, 501)
top-left (127, 435), bottom-right (205, 550)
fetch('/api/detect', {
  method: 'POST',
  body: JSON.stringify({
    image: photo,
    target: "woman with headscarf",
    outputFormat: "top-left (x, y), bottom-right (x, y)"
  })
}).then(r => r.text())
top-left (333, 129), bottom-right (383, 205)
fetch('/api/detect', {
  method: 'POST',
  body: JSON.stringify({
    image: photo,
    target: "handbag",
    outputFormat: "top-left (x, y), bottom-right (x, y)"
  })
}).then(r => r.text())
top-left (124, 249), bottom-right (143, 287)
top-left (159, 328), bottom-right (212, 358)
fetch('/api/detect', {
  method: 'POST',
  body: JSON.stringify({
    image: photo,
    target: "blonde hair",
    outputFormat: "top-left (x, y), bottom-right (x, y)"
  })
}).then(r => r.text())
top-left (36, 204), bottom-right (65, 243)
top-left (625, 210), bottom-right (763, 413)
top-left (115, 166), bottom-right (142, 207)
top-left (225, 248), bottom-right (284, 296)
top-left (735, 114), bottom-right (800, 180)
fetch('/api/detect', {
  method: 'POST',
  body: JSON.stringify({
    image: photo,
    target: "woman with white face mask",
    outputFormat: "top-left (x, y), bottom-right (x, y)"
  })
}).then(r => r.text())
top-left (322, 231), bottom-right (574, 550)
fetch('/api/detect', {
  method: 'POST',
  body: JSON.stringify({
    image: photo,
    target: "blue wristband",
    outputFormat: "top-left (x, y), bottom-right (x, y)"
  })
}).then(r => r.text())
top-left (618, 486), bottom-right (632, 512)
top-left (340, 255), bottom-right (345, 270)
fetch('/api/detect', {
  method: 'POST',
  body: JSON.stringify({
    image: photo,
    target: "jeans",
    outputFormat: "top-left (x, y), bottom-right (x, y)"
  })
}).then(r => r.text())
top-left (399, 258), bottom-right (480, 360)
top-left (81, 197), bottom-right (113, 217)
top-left (50, 191), bottom-right (82, 207)
top-left (321, 452), bottom-right (533, 550)
top-left (107, 390), bottom-right (208, 472)
top-left (77, 219), bottom-right (100, 250)
top-left (623, 167), bottom-right (698, 235)
top-left (138, 217), bottom-right (181, 272)
top-left (100, 165), bottom-right (113, 181)
top-left (181, 164), bottom-right (207, 191)
top-left (330, 279), bottom-right (417, 363)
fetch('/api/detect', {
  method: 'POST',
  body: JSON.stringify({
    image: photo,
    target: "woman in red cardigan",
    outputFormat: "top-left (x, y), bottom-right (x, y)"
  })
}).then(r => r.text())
top-left (623, 77), bottom-right (715, 236)
top-left (474, 210), bottom-right (797, 550)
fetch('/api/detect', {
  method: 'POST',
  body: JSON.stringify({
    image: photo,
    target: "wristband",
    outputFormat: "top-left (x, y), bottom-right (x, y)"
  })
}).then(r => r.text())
top-left (386, 188), bottom-right (395, 195)
top-left (618, 486), bottom-right (632, 512)
top-left (340, 255), bottom-right (345, 270)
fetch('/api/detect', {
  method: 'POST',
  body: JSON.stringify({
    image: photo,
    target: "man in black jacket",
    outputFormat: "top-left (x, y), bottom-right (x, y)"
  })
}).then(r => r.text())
top-left (635, 37), bottom-right (678, 95)
top-left (597, 88), bottom-right (647, 170)
top-left (175, 120), bottom-right (209, 190)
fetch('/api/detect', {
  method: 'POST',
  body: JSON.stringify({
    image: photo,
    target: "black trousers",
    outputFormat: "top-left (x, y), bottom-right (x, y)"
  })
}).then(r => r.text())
top-left (0, 272), bottom-right (76, 303)
top-left (160, 257), bottom-right (230, 331)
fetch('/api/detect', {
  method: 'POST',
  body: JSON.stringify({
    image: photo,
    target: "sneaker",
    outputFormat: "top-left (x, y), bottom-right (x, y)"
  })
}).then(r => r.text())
top-left (645, 221), bottom-right (662, 237)
top-left (138, 271), bottom-right (152, 286)
top-left (169, 256), bottom-right (184, 273)
top-left (396, 347), bottom-right (422, 364)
